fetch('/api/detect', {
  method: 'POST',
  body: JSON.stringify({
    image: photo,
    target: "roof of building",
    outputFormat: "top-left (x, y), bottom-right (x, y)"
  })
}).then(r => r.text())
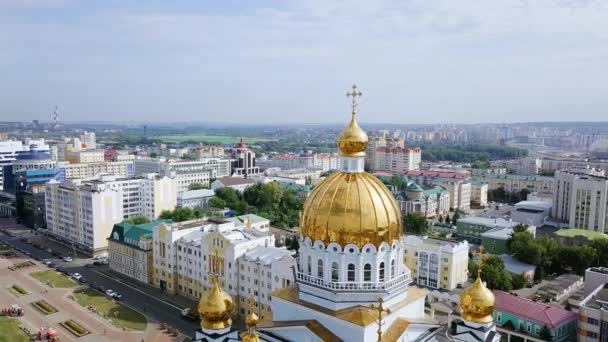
top-left (401, 170), bottom-right (469, 180)
top-left (459, 216), bottom-right (519, 229)
top-left (500, 254), bottom-right (535, 275)
top-left (555, 228), bottom-right (608, 241)
top-left (110, 220), bottom-right (169, 247)
top-left (494, 291), bottom-right (577, 328)
top-left (237, 214), bottom-right (270, 224)
top-left (178, 189), bottom-right (215, 199)
top-left (214, 177), bottom-right (256, 186)
top-left (515, 201), bottom-right (552, 209)
top-left (582, 284), bottom-right (608, 310)
top-left (482, 173), bottom-right (554, 182)
top-left (241, 245), bottom-right (292, 264)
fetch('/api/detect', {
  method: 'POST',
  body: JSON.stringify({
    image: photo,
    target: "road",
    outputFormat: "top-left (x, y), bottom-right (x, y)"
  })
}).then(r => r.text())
top-left (0, 227), bottom-right (199, 337)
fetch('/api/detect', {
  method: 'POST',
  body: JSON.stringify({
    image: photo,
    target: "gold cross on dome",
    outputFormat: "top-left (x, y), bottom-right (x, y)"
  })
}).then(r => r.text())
top-left (346, 84), bottom-right (363, 115)
top-left (370, 297), bottom-right (391, 342)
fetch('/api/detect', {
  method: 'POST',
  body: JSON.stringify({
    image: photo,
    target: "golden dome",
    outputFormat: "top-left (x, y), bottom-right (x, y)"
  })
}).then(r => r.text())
top-left (300, 171), bottom-right (402, 248)
top-left (337, 114), bottom-right (368, 157)
top-left (198, 275), bottom-right (234, 330)
top-left (246, 309), bottom-right (259, 328)
top-left (241, 300), bottom-right (261, 342)
top-left (459, 262), bottom-right (495, 324)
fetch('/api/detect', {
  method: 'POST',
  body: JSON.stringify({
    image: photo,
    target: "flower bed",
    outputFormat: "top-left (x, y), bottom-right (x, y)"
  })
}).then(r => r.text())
top-left (9, 284), bottom-right (28, 297)
top-left (60, 319), bottom-right (90, 337)
top-left (31, 300), bottom-right (58, 315)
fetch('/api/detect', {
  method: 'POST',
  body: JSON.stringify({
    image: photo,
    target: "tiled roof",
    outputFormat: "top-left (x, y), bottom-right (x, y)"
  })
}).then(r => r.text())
top-left (494, 291), bottom-right (577, 328)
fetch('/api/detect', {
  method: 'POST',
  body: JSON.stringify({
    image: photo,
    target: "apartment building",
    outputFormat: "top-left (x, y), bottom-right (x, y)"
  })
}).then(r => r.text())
top-left (482, 173), bottom-right (555, 193)
top-left (45, 173), bottom-right (176, 254)
top-left (470, 181), bottom-right (488, 208)
top-left (108, 220), bottom-right (167, 284)
top-left (152, 218), bottom-right (294, 319)
top-left (493, 158), bottom-right (541, 175)
top-left (444, 181), bottom-right (471, 212)
top-left (65, 149), bottom-right (105, 164)
top-left (374, 146), bottom-right (422, 173)
top-left (403, 235), bottom-right (469, 290)
top-left (134, 157), bottom-right (230, 192)
top-left (554, 169), bottom-right (608, 233)
top-left (58, 160), bottom-right (134, 180)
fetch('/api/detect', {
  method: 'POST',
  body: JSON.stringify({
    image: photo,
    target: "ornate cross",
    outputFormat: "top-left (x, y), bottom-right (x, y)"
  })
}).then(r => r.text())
top-left (346, 84), bottom-right (363, 115)
top-left (370, 297), bottom-right (391, 341)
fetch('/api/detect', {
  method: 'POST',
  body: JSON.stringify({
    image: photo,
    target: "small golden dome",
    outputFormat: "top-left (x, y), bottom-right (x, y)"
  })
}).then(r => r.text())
top-left (301, 172), bottom-right (402, 248)
top-left (241, 300), bottom-right (261, 342)
top-left (198, 276), bottom-right (234, 330)
top-left (459, 276), bottom-right (495, 324)
top-left (337, 114), bottom-right (368, 157)
top-left (246, 309), bottom-right (259, 328)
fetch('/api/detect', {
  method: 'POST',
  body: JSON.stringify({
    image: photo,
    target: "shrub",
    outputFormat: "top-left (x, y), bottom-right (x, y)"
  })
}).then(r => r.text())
top-left (61, 320), bottom-right (90, 337)
top-left (11, 284), bottom-right (28, 295)
top-left (32, 300), bottom-right (58, 315)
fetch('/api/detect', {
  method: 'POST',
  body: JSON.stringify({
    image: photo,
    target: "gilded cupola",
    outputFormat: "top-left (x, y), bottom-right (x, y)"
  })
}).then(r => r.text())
top-left (241, 299), bottom-right (261, 342)
top-left (459, 247), bottom-right (495, 324)
top-left (198, 274), bottom-right (234, 330)
top-left (300, 85), bottom-right (402, 248)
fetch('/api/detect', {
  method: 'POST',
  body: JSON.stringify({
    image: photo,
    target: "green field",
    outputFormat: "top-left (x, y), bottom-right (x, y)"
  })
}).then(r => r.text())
top-left (556, 228), bottom-right (608, 241)
top-left (72, 288), bottom-right (147, 331)
top-left (30, 270), bottom-right (78, 288)
top-left (0, 318), bottom-right (30, 342)
top-left (157, 134), bottom-right (269, 144)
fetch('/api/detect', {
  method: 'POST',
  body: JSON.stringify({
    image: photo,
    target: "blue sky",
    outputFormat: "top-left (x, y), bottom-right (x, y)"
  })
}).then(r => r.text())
top-left (0, 0), bottom-right (607, 124)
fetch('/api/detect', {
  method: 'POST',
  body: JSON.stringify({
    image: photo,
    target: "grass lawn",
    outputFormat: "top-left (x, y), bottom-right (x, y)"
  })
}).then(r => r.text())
top-left (72, 288), bottom-right (147, 331)
top-left (157, 134), bottom-right (270, 144)
top-left (30, 270), bottom-right (78, 288)
top-left (0, 317), bottom-right (30, 342)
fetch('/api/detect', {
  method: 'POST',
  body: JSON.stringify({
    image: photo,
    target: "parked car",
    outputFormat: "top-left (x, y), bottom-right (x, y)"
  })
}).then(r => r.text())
top-left (93, 255), bottom-right (108, 261)
top-left (43, 260), bottom-right (52, 266)
top-left (57, 267), bottom-right (68, 274)
top-left (105, 289), bottom-right (123, 300)
top-left (78, 277), bottom-right (87, 283)
top-left (93, 260), bottom-right (108, 266)
top-left (71, 273), bottom-right (82, 281)
top-left (63, 256), bottom-right (73, 262)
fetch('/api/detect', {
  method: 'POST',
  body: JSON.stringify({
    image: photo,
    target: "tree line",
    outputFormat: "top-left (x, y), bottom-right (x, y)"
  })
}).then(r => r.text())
top-left (421, 143), bottom-right (528, 163)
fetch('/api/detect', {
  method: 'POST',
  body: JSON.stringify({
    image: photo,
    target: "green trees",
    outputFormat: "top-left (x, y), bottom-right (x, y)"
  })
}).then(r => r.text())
top-left (211, 183), bottom-right (304, 228)
top-left (468, 255), bottom-right (512, 291)
top-left (188, 183), bottom-right (207, 190)
top-left (510, 231), bottom-right (601, 277)
top-left (487, 187), bottom-right (530, 203)
top-left (159, 208), bottom-right (206, 222)
top-left (126, 216), bottom-right (150, 225)
top-left (421, 143), bottom-right (528, 163)
top-left (403, 213), bottom-right (429, 235)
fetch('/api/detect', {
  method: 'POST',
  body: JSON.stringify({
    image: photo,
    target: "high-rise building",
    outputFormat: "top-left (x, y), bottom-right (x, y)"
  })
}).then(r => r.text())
top-left (0, 139), bottom-right (52, 191)
top-left (374, 146), bottom-right (422, 173)
top-left (45, 173), bottom-right (176, 254)
top-left (553, 169), bottom-right (608, 233)
top-left (57, 160), bottom-right (134, 180)
top-left (80, 131), bottom-right (96, 149)
top-left (228, 139), bottom-right (259, 176)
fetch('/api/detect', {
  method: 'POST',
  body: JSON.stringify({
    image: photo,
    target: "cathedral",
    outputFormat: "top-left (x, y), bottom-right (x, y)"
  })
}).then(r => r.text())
top-left (193, 85), bottom-right (500, 342)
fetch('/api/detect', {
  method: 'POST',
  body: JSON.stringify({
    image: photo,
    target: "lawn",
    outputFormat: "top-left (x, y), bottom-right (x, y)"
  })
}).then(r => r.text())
top-left (72, 288), bottom-right (147, 331)
top-left (157, 134), bottom-right (270, 144)
top-left (30, 270), bottom-right (78, 288)
top-left (0, 317), bottom-right (30, 342)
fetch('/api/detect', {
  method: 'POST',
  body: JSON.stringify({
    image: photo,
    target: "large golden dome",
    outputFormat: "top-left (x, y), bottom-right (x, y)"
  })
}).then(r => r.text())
top-left (198, 276), bottom-right (234, 330)
top-left (300, 171), bottom-right (402, 248)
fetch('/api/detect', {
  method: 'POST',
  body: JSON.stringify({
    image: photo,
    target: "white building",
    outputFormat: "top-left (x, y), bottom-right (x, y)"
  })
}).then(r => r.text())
top-left (403, 235), bottom-right (469, 290)
top-left (553, 169), bottom-right (608, 232)
top-left (493, 158), bottom-right (541, 175)
top-left (512, 200), bottom-right (552, 226)
top-left (445, 181), bottom-right (471, 212)
top-left (374, 146), bottom-right (422, 173)
top-left (58, 160), bottom-right (134, 179)
top-left (80, 131), bottom-right (96, 149)
top-left (134, 157), bottom-right (230, 192)
top-left (577, 279), bottom-right (608, 342)
top-left (65, 149), bottom-right (104, 164)
top-left (45, 173), bottom-right (176, 254)
top-left (45, 179), bottom-right (123, 255)
top-left (482, 173), bottom-right (554, 193)
top-left (177, 189), bottom-right (216, 209)
top-left (153, 218), bottom-right (293, 320)
top-left (471, 181), bottom-right (488, 208)
top-left (0, 139), bottom-right (51, 191)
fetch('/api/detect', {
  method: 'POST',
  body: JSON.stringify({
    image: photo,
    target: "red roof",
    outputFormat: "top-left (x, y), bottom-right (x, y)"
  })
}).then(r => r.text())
top-left (216, 177), bottom-right (256, 186)
top-left (494, 291), bottom-right (577, 328)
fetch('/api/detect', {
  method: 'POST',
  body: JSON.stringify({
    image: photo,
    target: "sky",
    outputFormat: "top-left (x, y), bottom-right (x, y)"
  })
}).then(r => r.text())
top-left (0, 0), bottom-right (607, 124)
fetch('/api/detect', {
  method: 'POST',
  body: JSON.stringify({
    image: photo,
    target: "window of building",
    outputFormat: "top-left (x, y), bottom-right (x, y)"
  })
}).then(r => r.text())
top-left (331, 262), bottom-right (339, 282)
top-left (390, 259), bottom-right (395, 278)
top-left (379, 262), bottom-right (385, 282)
top-left (307, 256), bottom-right (311, 275)
top-left (317, 259), bottom-right (324, 278)
top-left (347, 264), bottom-right (355, 281)
top-left (364, 263), bottom-right (371, 281)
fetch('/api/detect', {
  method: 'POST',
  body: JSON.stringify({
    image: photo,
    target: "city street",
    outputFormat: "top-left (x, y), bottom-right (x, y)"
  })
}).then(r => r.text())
top-left (0, 218), bottom-right (199, 338)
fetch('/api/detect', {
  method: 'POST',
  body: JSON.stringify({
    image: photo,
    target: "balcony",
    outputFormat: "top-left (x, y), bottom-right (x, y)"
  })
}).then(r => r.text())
top-left (295, 270), bottom-right (411, 293)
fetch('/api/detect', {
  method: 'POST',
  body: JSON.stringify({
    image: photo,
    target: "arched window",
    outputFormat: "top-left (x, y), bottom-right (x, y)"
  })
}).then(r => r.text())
top-left (347, 264), bottom-right (355, 281)
top-left (391, 259), bottom-right (396, 278)
top-left (379, 262), bottom-right (385, 282)
top-left (331, 262), bottom-right (339, 282)
top-left (364, 263), bottom-right (372, 282)
top-left (317, 259), bottom-right (324, 278)
top-left (307, 256), bottom-right (312, 275)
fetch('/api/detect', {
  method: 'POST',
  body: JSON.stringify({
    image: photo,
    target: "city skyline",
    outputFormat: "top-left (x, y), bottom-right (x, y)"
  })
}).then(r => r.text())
top-left (1, 0), bottom-right (607, 124)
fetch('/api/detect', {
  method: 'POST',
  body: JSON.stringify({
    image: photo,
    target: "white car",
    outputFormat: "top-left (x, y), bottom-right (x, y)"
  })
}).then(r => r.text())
top-left (63, 256), bottom-right (73, 262)
top-left (105, 289), bottom-right (116, 297)
top-left (71, 273), bottom-right (82, 280)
